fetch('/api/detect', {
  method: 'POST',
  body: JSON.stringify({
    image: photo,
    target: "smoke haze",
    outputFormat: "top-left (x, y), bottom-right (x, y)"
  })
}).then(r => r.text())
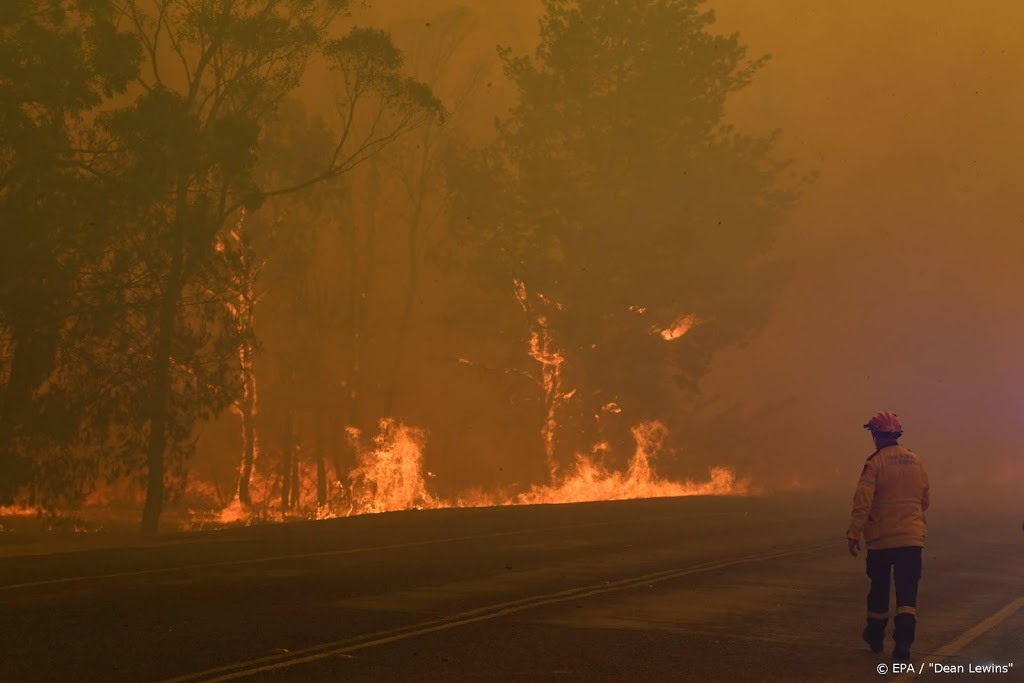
top-left (342, 0), bottom-right (1024, 503)
top-left (2, 0), bottom-right (1019, 530)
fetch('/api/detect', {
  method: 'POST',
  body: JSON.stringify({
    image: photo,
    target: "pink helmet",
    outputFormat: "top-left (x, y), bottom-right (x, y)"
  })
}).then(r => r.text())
top-left (863, 411), bottom-right (902, 434)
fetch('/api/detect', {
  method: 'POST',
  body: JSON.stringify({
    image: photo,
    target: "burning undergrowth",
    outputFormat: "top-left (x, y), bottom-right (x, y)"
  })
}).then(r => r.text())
top-left (187, 418), bottom-right (749, 530)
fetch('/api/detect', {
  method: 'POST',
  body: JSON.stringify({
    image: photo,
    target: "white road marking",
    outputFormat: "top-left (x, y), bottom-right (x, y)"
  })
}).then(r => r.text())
top-left (160, 540), bottom-right (834, 683)
top-left (895, 595), bottom-right (1024, 681)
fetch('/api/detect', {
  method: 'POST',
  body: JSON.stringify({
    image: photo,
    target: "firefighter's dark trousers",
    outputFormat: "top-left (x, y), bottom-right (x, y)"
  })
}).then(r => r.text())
top-left (864, 546), bottom-right (922, 647)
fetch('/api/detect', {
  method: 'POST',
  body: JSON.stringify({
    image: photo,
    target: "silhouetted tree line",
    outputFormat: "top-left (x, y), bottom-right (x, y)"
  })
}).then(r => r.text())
top-left (0, 0), bottom-right (798, 532)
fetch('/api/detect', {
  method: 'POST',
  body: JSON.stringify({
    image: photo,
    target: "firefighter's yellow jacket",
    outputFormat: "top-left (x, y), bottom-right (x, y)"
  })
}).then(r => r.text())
top-left (846, 444), bottom-right (929, 549)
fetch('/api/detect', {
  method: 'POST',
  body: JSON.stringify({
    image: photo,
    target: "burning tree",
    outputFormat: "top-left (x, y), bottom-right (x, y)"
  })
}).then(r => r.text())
top-left (234, 10), bottom-right (488, 518)
top-left (226, 36), bottom-right (450, 514)
top-left (449, 0), bottom-right (801, 471)
top-left (90, 0), bottom-right (443, 533)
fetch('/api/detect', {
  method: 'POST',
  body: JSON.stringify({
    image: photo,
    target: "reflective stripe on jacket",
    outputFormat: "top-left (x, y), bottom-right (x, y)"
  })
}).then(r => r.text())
top-left (847, 444), bottom-right (929, 549)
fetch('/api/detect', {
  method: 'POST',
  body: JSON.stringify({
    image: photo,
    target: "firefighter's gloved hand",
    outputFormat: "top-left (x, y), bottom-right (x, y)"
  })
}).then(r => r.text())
top-left (847, 538), bottom-right (860, 557)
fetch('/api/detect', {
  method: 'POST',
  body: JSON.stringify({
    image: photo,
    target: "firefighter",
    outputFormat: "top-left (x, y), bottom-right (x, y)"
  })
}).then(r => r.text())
top-left (846, 411), bottom-right (930, 660)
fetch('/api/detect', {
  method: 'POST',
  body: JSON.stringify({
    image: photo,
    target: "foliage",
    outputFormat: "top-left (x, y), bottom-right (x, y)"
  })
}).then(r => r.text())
top-left (0, 0), bottom-right (442, 529)
top-left (0, 0), bottom-right (141, 502)
top-left (449, 0), bottom-right (800, 461)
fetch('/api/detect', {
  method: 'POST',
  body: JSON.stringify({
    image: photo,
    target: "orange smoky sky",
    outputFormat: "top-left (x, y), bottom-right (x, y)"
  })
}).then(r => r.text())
top-left (701, 1), bottom-right (1024, 503)
top-left (293, 1), bottom-right (1023, 504)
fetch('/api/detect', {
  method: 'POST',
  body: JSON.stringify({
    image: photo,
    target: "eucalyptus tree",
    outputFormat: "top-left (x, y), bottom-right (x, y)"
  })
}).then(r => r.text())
top-left (0, 0), bottom-right (141, 505)
top-left (450, 0), bottom-right (800, 468)
top-left (99, 0), bottom-right (443, 532)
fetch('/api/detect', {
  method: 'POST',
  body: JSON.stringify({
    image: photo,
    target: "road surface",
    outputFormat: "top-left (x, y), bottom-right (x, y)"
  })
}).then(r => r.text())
top-left (1, 493), bottom-right (1021, 682)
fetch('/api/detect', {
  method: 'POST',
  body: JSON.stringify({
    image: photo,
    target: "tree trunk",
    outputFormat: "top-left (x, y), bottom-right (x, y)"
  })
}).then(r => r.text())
top-left (0, 323), bottom-right (60, 502)
top-left (280, 412), bottom-right (293, 511)
top-left (141, 174), bottom-right (191, 536)
top-left (316, 456), bottom-right (327, 507)
top-left (140, 269), bottom-right (181, 535)
top-left (289, 445), bottom-right (300, 509)
top-left (332, 447), bottom-right (345, 489)
top-left (0, 400), bottom-right (23, 503)
top-left (280, 447), bottom-right (291, 511)
top-left (237, 343), bottom-right (256, 506)
top-left (233, 216), bottom-right (259, 507)
top-left (315, 424), bottom-right (327, 507)
top-left (237, 407), bottom-right (255, 506)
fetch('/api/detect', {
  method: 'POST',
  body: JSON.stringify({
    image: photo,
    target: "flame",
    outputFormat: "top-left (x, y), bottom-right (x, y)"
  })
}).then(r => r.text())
top-left (193, 452), bottom-right (319, 528)
top-left (177, 282), bottom-right (742, 530)
top-left (515, 422), bottom-right (746, 504)
top-left (28, 270), bottom-right (742, 531)
top-left (6, 411), bottom-right (745, 532)
top-left (658, 314), bottom-right (697, 341)
top-left (514, 279), bottom-right (569, 477)
top-left (346, 419), bottom-right (439, 514)
top-left (0, 505), bottom-right (38, 518)
top-left (333, 420), bottom-right (746, 512)
top-left (183, 417), bottom-right (746, 530)
top-left (214, 498), bottom-right (249, 525)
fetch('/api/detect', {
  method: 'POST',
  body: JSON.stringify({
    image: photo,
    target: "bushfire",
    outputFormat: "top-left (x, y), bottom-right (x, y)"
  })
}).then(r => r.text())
top-left (192, 417), bottom-right (748, 529)
top-left (0, 271), bottom-right (747, 533)
top-left (0, 418), bottom-right (748, 532)
top-left (181, 283), bottom-right (748, 529)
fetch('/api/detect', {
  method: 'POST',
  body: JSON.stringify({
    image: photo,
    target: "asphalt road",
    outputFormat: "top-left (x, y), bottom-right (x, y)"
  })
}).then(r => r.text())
top-left (1, 493), bottom-right (1022, 682)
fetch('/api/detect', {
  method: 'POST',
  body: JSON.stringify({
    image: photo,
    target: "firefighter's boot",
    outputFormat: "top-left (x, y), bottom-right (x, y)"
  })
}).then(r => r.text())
top-left (862, 617), bottom-right (886, 653)
top-left (893, 613), bottom-right (916, 660)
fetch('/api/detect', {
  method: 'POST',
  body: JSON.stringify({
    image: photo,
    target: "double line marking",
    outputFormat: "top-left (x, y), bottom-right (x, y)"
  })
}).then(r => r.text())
top-left (163, 539), bottom-right (833, 682)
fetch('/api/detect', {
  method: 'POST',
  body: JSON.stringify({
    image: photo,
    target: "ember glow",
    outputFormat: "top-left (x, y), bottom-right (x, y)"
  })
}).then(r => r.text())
top-left (187, 417), bottom-right (747, 529)
top-left (658, 314), bottom-right (697, 341)
top-left (0, 505), bottom-right (37, 518)
top-left (515, 422), bottom-right (747, 505)
top-left (180, 278), bottom-right (746, 529)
